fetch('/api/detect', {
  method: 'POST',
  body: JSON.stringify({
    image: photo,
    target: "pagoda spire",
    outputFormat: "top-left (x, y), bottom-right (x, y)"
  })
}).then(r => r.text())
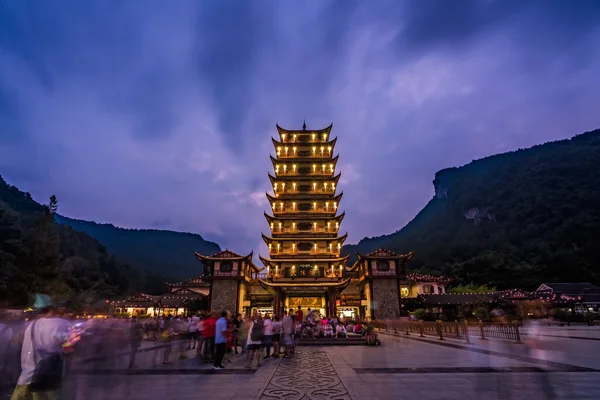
top-left (302, 120), bottom-right (306, 131)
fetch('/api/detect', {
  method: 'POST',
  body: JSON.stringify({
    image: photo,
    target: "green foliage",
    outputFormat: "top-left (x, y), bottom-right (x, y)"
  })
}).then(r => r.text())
top-left (473, 307), bottom-right (491, 321)
top-left (412, 308), bottom-right (426, 320)
top-left (0, 176), bottom-right (168, 307)
top-left (55, 215), bottom-right (220, 280)
top-left (449, 283), bottom-right (497, 294)
top-left (343, 129), bottom-right (600, 290)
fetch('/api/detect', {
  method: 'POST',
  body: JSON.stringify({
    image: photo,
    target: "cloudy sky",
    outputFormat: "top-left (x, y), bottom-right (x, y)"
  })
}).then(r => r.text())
top-left (1, 0), bottom-right (600, 258)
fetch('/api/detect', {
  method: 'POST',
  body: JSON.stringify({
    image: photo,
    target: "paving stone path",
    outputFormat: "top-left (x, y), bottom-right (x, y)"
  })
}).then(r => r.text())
top-left (260, 347), bottom-right (350, 400)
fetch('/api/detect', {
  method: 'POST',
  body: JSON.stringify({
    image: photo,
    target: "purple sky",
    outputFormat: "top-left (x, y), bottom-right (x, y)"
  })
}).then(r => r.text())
top-left (1, 1), bottom-right (600, 259)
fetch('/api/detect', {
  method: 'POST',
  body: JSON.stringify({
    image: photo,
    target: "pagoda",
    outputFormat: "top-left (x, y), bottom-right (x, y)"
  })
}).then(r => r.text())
top-left (259, 122), bottom-right (351, 317)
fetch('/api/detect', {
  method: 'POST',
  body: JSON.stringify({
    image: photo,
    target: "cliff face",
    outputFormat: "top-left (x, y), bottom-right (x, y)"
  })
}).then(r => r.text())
top-left (342, 128), bottom-right (600, 290)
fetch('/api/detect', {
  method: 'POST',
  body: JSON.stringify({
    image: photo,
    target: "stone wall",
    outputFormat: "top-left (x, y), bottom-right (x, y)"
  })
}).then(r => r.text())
top-left (210, 280), bottom-right (238, 313)
top-left (371, 279), bottom-right (400, 319)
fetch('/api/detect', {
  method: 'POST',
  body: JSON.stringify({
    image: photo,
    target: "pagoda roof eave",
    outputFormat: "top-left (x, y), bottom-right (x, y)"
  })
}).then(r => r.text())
top-left (276, 123), bottom-right (333, 135)
top-left (270, 154), bottom-right (340, 169)
top-left (264, 211), bottom-right (346, 221)
top-left (357, 250), bottom-right (415, 261)
top-left (271, 136), bottom-right (337, 149)
top-left (260, 254), bottom-right (350, 264)
top-left (261, 234), bottom-right (347, 242)
top-left (258, 277), bottom-right (351, 289)
top-left (267, 191), bottom-right (344, 202)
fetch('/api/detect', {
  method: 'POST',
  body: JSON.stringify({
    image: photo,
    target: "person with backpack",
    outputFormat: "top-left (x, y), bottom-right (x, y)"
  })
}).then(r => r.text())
top-left (244, 313), bottom-right (264, 368)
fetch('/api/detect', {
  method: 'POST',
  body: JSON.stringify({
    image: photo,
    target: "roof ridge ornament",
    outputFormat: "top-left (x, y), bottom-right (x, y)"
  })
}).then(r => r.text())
top-left (303, 120), bottom-right (306, 131)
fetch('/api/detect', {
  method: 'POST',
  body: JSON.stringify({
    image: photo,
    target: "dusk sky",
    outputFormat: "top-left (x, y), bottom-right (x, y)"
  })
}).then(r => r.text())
top-left (1, 1), bottom-right (600, 258)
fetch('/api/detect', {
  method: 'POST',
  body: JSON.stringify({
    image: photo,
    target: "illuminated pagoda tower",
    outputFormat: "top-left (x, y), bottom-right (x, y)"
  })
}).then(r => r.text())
top-left (259, 122), bottom-right (350, 317)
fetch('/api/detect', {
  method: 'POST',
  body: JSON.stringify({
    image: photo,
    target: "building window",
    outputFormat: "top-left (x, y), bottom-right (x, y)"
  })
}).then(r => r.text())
top-left (376, 261), bottom-right (389, 271)
top-left (297, 242), bottom-right (312, 252)
top-left (220, 262), bottom-right (233, 273)
top-left (422, 284), bottom-right (435, 294)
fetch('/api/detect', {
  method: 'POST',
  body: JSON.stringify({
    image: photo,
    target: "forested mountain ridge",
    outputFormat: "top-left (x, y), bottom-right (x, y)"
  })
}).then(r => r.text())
top-left (0, 175), bottom-right (167, 307)
top-left (55, 215), bottom-right (221, 280)
top-left (342, 128), bottom-right (600, 290)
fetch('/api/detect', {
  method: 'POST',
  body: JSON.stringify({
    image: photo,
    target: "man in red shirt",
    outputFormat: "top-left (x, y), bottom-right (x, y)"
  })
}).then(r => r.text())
top-left (203, 312), bottom-right (217, 361)
top-left (295, 306), bottom-right (304, 324)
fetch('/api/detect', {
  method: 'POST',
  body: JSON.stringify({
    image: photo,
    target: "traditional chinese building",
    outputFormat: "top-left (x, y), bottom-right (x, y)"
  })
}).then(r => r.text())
top-left (256, 122), bottom-right (351, 317)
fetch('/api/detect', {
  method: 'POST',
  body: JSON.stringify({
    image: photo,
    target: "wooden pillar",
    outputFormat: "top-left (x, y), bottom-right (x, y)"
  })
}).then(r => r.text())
top-left (328, 288), bottom-right (337, 318)
top-left (274, 288), bottom-right (281, 317)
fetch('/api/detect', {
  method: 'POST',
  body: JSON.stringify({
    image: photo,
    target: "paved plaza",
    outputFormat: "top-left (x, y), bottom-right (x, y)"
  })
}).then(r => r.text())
top-left (3, 326), bottom-right (600, 400)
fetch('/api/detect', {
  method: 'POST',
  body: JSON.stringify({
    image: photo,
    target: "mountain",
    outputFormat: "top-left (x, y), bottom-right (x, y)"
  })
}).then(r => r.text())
top-left (0, 175), bottom-right (166, 308)
top-left (343, 128), bottom-right (600, 290)
top-left (55, 216), bottom-right (220, 281)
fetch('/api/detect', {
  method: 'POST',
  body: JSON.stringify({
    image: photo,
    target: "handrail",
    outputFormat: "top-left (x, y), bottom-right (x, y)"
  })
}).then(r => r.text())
top-left (371, 319), bottom-right (521, 344)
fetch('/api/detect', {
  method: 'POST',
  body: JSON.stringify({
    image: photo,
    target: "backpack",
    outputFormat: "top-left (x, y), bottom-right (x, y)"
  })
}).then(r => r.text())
top-left (250, 320), bottom-right (264, 341)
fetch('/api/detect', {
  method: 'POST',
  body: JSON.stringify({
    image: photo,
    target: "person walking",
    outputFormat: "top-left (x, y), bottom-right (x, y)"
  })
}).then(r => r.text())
top-left (128, 316), bottom-right (143, 368)
top-left (245, 314), bottom-right (264, 368)
top-left (213, 311), bottom-right (229, 370)
top-left (262, 314), bottom-right (273, 360)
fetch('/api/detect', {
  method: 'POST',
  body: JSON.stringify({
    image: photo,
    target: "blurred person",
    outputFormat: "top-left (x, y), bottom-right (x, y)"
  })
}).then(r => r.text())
top-left (213, 311), bottom-right (229, 370)
top-left (262, 314), bottom-right (273, 359)
top-left (335, 322), bottom-right (347, 339)
top-left (245, 314), bottom-right (263, 368)
top-left (282, 309), bottom-right (295, 357)
top-left (128, 316), bottom-right (143, 368)
top-left (161, 317), bottom-right (175, 364)
top-left (10, 305), bottom-right (69, 400)
top-left (295, 306), bottom-right (304, 324)
top-left (231, 313), bottom-right (242, 354)
top-left (271, 315), bottom-right (282, 357)
top-left (188, 313), bottom-right (200, 350)
top-left (202, 313), bottom-right (216, 362)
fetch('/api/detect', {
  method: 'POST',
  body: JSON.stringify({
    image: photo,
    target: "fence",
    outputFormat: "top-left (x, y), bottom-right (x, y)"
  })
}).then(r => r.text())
top-left (372, 319), bottom-right (522, 344)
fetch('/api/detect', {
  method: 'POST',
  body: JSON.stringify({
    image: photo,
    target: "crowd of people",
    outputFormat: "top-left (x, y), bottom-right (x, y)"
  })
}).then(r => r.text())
top-left (0, 304), bottom-right (378, 399)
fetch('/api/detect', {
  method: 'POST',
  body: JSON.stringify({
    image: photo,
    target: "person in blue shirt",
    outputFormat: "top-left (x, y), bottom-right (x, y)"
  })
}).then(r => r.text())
top-left (213, 310), bottom-right (230, 369)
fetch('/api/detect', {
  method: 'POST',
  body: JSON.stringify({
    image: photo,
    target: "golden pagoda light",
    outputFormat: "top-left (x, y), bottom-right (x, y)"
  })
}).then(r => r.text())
top-left (312, 146), bottom-right (316, 155)
top-left (292, 222), bottom-right (296, 230)
top-left (268, 243), bottom-right (272, 250)
top-left (335, 222), bottom-right (339, 229)
top-left (329, 243), bottom-right (333, 251)
top-left (327, 146), bottom-right (332, 155)
top-left (292, 243), bottom-right (296, 252)
top-left (320, 146), bottom-right (324, 156)
top-left (293, 134), bottom-right (297, 141)
top-left (277, 243), bottom-right (281, 251)
top-left (312, 182), bottom-right (317, 191)
top-left (282, 133), bottom-right (286, 141)
top-left (322, 133), bottom-right (327, 141)
top-left (283, 165), bottom-right (287, 173)
top-left (312, 133), bottom-right (316, 141)
top-left (330, 164), bottom-right (334, 172)
top-left (280, 202), bottom-right (284, 211)
top-left (292, 146), bottom-right (297, 155)
top-left (313, 222), bottom-right (317, 231)
top-left (327, 222), bottom-right (331, 230)
top-left (312, 164), bottom-right (316, 172)
top-left (281, 182), bottom-right (286, 191)
top-left (324, 182), bottom-right (328, 190)
top-left (333, 201), bottom-right (337, 210)
top-left (331, 183), bottom-right (336, 191)
top-left (313, 202), bottom-right (317, 210)
top-left (272, 203), bottom-right (276, 210)
top-left (325, 201), bottom-right (329, 210)
top-left (276, 165), bottom-right (280, 173)
top-left (292, 182), bottom-right (297, 191)
top-left (278, 222), bottom-right (282, 231)
top-left (322, 163), bottom-right (325, 172)
top-left (292, 164), bottom-right (297, 173)
top-left (292, 202), bottom-right (296, 210)
top-left (274, 182), bottom-right (278, 191)
top-left (285, 147), bottom-right (289, 156)
top-left (270, 222), bottom-right (274, 230)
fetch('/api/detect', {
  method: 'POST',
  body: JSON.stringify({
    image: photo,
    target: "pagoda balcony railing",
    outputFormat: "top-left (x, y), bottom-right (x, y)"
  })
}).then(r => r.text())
top-left (270, 249), bottom-right (340, 256)
top-left (272, 208), bottom-right (338, 215)
top-left (270, 228), bottom-right (338, 234)
top-left (275, 152), bottom-right (333, 159)
top-left (273, 187), bottom-right (336, 195)
top-left (274, 170), bottom-right (335, 177)
top-left (278, 136), bottom-right (330, 144)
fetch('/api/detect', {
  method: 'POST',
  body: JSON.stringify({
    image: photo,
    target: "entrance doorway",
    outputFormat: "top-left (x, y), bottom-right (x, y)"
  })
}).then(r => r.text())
top-left (337, 307), bottom-right (358, 319)
top-left (287, 296), bottom-right (325, 318)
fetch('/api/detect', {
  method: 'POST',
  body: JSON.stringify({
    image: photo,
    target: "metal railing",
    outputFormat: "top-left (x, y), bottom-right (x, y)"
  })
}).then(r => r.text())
top-left (372, 319), bottom-right (521, 344)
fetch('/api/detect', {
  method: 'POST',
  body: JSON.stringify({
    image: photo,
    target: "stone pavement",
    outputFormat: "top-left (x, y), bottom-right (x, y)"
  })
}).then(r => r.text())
top-left (3, 331), bottom-right (600, 400)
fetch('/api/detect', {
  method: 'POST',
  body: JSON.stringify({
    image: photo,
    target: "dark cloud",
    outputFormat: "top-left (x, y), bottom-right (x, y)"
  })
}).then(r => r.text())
top-left (1, 1), bottom-right (600, 257)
